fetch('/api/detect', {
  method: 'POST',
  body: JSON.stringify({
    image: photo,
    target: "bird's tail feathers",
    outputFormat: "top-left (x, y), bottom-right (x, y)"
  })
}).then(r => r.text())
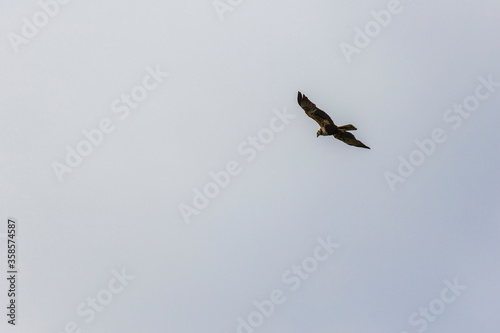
top-left (338, 124), bottom-right (357, 131)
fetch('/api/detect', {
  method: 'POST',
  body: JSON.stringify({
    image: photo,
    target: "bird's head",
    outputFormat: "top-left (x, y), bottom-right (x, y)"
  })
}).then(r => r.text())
top-left (317, 128), bottom-right (326, 137)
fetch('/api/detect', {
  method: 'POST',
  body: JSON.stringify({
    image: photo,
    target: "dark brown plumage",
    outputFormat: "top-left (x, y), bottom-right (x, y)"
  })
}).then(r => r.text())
top-left (297, 91), bottom-right (370, 149)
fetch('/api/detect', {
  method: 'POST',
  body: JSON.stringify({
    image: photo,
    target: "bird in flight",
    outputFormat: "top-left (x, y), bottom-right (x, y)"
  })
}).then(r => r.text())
top-left (297, 91), bottom-right (370, 149)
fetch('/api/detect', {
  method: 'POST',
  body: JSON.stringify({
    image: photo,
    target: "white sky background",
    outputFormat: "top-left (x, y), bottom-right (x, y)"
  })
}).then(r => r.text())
top-left (1, 0), bottom-right (499, 332)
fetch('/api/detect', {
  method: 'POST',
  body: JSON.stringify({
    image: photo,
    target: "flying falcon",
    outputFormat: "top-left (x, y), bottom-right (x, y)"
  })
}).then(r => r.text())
top-left (297, 91), bottom-right (370, 149)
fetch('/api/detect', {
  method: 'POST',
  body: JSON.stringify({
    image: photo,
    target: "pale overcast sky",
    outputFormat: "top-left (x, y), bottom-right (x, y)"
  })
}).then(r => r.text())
top-left (1, 1), bottom-right (499, 332)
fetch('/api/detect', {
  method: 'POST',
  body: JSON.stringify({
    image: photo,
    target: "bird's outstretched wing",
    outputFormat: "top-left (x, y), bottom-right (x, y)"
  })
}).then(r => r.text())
top-left (297, 91), bottom-right (336, 128)
top-left (333, 131), bottom-right (370, 149)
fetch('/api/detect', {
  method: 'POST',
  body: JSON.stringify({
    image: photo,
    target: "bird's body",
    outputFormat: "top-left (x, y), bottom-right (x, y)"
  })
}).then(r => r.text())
top-left (297, 91), bottom-right (370, 149)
